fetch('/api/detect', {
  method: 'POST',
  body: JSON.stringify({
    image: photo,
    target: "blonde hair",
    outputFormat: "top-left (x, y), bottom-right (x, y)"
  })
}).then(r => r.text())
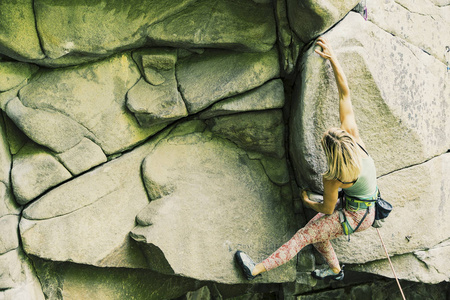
top-left (321, 128), bottom-right (362, 183)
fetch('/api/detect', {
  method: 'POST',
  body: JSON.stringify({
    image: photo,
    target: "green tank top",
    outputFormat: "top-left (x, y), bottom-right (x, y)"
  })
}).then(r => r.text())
top-left (343, 156), bottom-right (378, 199)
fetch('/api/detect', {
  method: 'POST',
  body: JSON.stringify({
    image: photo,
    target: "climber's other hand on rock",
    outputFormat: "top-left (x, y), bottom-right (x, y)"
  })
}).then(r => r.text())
top-left (301, 189), bottom-right (312, 208)
top-left (315, 37), bottom-right (335, 60)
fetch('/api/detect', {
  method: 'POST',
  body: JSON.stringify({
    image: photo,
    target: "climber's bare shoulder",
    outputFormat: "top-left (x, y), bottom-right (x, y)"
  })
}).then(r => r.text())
top-left (341, 120), bottom-right (366, 149)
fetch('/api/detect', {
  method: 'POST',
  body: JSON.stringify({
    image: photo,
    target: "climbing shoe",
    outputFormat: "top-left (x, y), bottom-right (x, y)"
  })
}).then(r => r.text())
top-left (235, 251), bottom-right (261, 280)
top-left (311, 265), bottom-right (345, 281)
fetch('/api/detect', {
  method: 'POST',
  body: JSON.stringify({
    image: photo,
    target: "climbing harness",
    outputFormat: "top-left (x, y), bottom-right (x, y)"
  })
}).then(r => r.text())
top-left (339, 188), bottom-right (393, 239)
top-left (339, 193), bottom-right (403, 297)
top-left (338, 190), bottom-right (377, 240)
top-left (338, 190), bottom-right (401, 297)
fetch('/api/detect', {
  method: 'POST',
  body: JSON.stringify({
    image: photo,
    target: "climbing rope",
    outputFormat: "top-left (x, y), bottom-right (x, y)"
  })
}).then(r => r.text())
top-left (376, 228), bottom-right (406, 300)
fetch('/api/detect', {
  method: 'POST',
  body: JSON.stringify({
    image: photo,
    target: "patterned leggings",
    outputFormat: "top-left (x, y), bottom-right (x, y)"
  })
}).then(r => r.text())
top-left (262, 201), bottom-right (375, 271)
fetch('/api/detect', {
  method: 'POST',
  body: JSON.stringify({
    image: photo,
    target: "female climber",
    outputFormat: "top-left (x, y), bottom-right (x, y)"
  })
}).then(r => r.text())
top-left (235, 37), bottom-right (378, 281)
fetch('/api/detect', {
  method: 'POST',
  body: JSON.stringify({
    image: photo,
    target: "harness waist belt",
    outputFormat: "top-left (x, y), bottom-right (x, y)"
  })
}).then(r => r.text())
top-left (344, 189), bottom-right (379, 212)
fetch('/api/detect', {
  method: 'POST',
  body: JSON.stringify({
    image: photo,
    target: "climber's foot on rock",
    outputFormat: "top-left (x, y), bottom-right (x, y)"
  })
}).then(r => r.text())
top-left (235, 251), bottom-right (261, 280)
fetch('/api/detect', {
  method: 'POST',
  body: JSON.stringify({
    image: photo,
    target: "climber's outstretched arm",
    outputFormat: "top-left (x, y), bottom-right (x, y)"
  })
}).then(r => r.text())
top-left (315, 37), bottom-right (362, 144)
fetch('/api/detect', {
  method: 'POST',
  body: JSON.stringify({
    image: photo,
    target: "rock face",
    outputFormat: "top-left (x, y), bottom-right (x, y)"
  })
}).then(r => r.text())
top-left (0, 113), bottom-right (44, 299)
top-left (11, 142), bottom-right (72, 205)
top-left (19, 134), bottom-right (161, 268)
top-left (146, 0), bottom-right (276, 52)
top-left (286, 0), bottom-right (360, 43)
top-left (367, 0), bottom-right (450, 63)
top-left (131, 121), bottom-right (296, 283)
top-left (0, 0), bottom-right (44, 61)
top-left (0, 0), bottom-right (449, 299)
top-left (290, 12), bottom-right (449, 191)
top-left (127, 48), bottom-right (188, 127)
top-left (10, 54), bottom-right (162, 155)
top-left (34, 0), bottom-right (197, 60)
top-left (177, 48), bottom-right (280, 113)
